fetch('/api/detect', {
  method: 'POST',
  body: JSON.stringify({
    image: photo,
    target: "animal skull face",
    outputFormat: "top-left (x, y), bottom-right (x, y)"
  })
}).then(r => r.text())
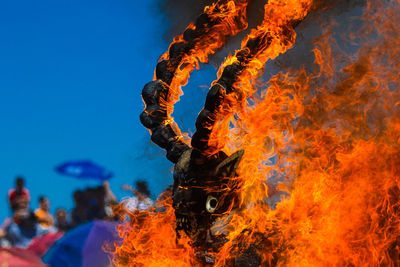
top-left (172, 149), bottom-right (244, 243)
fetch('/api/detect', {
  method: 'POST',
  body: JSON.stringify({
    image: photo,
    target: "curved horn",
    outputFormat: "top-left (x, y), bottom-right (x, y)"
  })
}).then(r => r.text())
top-left (191, 1), bottom-right (312, 159)
top-left (140, 0), bottom-right (249, 163)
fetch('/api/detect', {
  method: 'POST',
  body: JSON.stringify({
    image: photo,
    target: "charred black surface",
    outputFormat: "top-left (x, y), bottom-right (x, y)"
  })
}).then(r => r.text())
top-left (139, 108), bottom-right (165, 129)
top-left (139, 0), bottom-right (309, 262)
top-left (195, 109), bottom-right (213, 129)
top-left (191, 61), bottom-right (244, 154)
top-left (155, 60), bottom-right (174, 84)
top-left (190, 17), bottom-right (304, 161)
top-left (141, 0), bottom-right (247, 164)
top-left (166, 139), bottom-right (189, 163)
top-left (191, 131), bottom-right (212, 152)
top-left (139, 1), bottom-right (249, 250)
top-left (195, 13), bottom-right (212, 30)
top-left (205, 84), bottom-right (225, 110)
top-left (217, 62), bottom-right (244, 90)
top-left (172, 149), bottom-right (244, 245)
top-left (141, 80), bottom-right (168, 106)
top-left (140, 79), bottom-right (188, 161)
top-left (169, 41), bottom-right (190, 60)
top-left (234, 245), bottom-right (262, 267)
top-left (151, 124), bottom-right (177, 149)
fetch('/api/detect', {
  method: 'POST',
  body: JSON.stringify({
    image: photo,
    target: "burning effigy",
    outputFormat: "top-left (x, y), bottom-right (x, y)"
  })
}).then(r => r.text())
top-left (113, 0), bottom-right (400, 266)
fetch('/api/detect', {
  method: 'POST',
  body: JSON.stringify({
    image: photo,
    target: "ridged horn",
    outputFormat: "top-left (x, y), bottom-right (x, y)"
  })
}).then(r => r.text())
top-left (140, 0), bottom-right (249, 163)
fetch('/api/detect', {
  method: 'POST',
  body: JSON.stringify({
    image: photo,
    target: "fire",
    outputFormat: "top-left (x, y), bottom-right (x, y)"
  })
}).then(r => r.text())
top-left (114, 0), bottom-right (400, 266)
top-left (113, 192), bottom-right (197, 266)
top-left (205, 0), bottom-right (313, 156)
top-left (220, 0), bottom-right (400, 265)
top-left (156, 0), bottom-right (249, 135)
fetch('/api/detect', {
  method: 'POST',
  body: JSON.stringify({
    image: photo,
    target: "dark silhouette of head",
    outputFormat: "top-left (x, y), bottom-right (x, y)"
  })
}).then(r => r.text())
top-left (73, 190), bottom-right (86, 206)
top-left (56, 208), bottom-right (67, 224)
top-left (15, 176), bottom-right (25, 192)
top-left (135, 180), bottom-right (150, 198)
top-left (39, 196), bottom-right (50, 211)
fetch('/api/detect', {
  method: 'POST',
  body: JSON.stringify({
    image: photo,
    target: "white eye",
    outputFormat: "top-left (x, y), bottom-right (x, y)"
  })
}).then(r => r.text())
top-left (206, 195), bottom-right (219, 213)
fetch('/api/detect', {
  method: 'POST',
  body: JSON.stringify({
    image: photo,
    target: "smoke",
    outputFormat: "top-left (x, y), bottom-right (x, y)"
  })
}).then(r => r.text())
top-left (154, 0), bottom-right (267, 65)
top-left (257, 0), bottom-right (366, 85)
top-left (126, 137), bottom-right (174, 197)
top-left (155, 0), bottom-right (214, 41)
top-left (155, 0), bottom-right (365, 71)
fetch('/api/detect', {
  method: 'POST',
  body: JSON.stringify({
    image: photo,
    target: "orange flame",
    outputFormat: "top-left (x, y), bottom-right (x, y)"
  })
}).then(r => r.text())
top-left (203, 0), bottom-right (313, 156)
top-left (158, 0), bottom-right (249, 131)
top-left (114, 0), bottom-right (400, 265)
top-left (218, 0), bottom-right (400, 265)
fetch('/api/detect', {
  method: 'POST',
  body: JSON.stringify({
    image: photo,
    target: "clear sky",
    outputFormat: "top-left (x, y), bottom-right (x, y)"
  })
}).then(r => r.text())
top-left (0, 0), bottom-right (215, 220)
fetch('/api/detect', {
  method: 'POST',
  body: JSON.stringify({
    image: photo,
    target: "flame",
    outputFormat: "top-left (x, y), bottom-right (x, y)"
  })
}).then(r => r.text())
top-left (204, 0), bottom-right (313, 155)
top-left (114, 0), bottom-right (400, 265)
top-left (158, 0), bottom-right (249, 132)
top-left (217, 0), bottom-right (400, 265)
top-left (113, 192), bottom-right (198, 266)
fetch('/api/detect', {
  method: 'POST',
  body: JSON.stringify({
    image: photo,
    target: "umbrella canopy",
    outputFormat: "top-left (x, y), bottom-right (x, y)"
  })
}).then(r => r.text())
top-left (0, 247), bottom-right (46, 267)
top-left (55, 160), bottom-right (113, 181)
top-left (43, 220), bottom-right (120, 267)
top-left (28, 232), bottom-right (64, 257)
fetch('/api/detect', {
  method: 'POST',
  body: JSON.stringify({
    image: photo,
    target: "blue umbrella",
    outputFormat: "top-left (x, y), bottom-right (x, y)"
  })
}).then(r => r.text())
top-left (55, 160), bottom-right (113, 181)
top-left (43, 220), bottom-right (121, 267)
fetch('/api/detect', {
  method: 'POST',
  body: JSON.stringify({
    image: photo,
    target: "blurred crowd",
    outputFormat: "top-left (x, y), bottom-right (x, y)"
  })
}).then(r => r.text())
top-left (0, 176), bottom-right (153, 249)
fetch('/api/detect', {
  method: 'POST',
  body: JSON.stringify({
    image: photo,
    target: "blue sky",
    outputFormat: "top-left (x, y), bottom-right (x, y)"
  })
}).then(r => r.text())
top-left (0, 0), bottom-right (215, 220)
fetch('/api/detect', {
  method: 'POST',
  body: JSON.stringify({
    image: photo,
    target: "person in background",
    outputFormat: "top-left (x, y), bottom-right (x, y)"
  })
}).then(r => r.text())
top-left (122, 180), bottom-right (154, 211)
top-left (86, 186), bottom-right (107, 221)
top-left (103, 180), bottom-right (118, 219)
top-left (55, 208), bottom-right (71, 232)
top-left (0, 226), bottom-right (10, 248)
top-left (34, 196), bottom-right (54, 229)
top-left (5, 195), bottom-right (48, 248)
top-left (8, 176), bottom-right (31, 212)
top-left (71, 190), bottom-right (88, 227)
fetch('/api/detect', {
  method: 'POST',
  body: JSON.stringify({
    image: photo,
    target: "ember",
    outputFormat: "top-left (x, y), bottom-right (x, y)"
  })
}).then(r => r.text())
top-left (113, 0), bottom-right (400, 266)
